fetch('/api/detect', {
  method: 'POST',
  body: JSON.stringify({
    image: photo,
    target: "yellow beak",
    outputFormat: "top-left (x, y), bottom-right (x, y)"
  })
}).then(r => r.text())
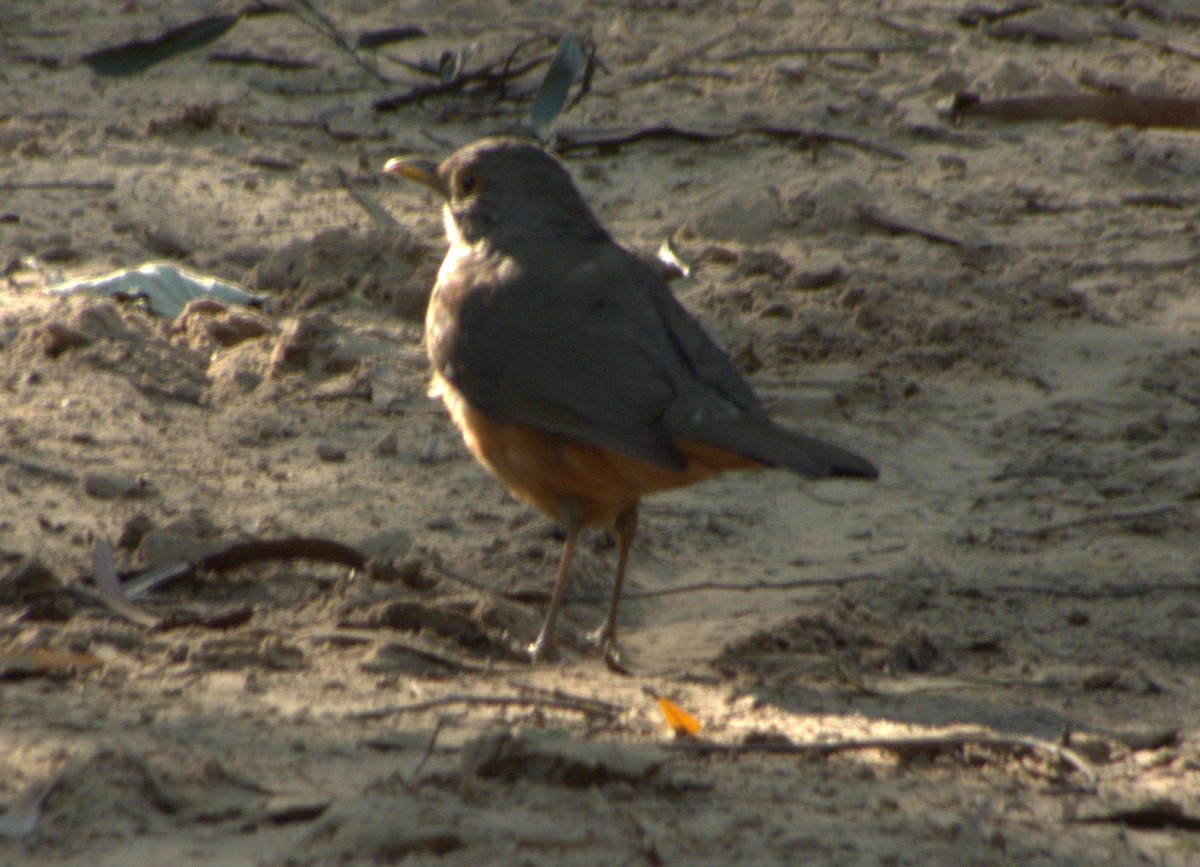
top-left (383, 157), bottom-right (447, 198)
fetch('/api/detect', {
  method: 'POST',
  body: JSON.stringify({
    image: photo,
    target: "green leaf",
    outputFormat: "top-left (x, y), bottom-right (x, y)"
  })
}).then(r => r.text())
top-left (83, 14), bottom-right (241, 77)
top-left (530, 33), bottom-right (583, 129)
top-left (438, 46), bottom-right (473, 83)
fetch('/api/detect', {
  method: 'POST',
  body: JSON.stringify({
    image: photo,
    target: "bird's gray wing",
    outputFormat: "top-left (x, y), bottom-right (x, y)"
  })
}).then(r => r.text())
top-left (429, 240), bottom-right (696, 470)
top-left (641, 256), bottom-right (877, 479)
top-left (429, 239), bottom-right (877, 479)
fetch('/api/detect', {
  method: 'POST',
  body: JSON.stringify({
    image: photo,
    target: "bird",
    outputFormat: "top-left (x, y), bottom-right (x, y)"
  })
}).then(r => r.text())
top-left (384, 137), bottom-right (877, 664)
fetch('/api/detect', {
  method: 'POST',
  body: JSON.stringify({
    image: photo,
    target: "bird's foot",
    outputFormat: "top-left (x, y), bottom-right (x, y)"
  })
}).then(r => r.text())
top-left (527, 632), bottom-right (559, 664)
top-left (584, 626), bottom-right (622, 668)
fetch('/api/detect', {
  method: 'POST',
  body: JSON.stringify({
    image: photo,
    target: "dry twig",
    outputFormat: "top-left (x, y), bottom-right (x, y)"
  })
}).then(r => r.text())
top-left (0, 180), bottom-right (115, 192)
top-left (716, 42), bottom-right (930, 62)
top-left (554, 123), bottom-right (905, 161)
top-left (672, 731), bottom-right (1097, 788)
top-left (351, 692), bottom-right (622, 722)
top-left (856, 205), bottom-right (964, 247)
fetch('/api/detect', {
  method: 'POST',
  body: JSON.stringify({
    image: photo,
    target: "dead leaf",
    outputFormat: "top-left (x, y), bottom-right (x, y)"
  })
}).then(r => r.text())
top-left (0, 649), bottom-right (103, 679)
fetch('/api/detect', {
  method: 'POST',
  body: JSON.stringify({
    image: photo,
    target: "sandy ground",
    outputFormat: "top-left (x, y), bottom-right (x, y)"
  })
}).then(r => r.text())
top-left (3, 1), bottom-right (1200, 864)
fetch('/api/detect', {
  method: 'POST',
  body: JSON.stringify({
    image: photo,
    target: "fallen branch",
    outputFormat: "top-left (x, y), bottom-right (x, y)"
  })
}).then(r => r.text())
top-left (0, 180), bottom-right (115, 192)
top-left (966, 581), bottom-right (1200, 601)
top-left (716, 42), bottom-right (931, 62)
top-left (503, 680), bottom-right (624, 717)
top-left (497, 35), bottom-right (557, 103)
top-left (553, 124), bottom-right (905, 161)
top-left (950, 91), bottom-right (1200, 130)
top-left (288, 0), bottom-right (388, 84)
top-left (198, 536), bottom-right (368, 571)
top-left (373, 53), bottom-right (554, 111)
top-left (990, 464), bottom-right (1105, 482)
top-left (122, 536), bottom-right (372, 598)
top-left (672, 731), bottom-right (1096, 788)
top-left (856, 205), bottom-right (964, 247)
top-left (350, 693), bottom-right (621, 722)
top-left (208, 50), bottom-right (316, 70)
top-left (410, 716), bottom-right (446, 783)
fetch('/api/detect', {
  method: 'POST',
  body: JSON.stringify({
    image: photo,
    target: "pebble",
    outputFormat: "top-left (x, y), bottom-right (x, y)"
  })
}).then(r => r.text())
top-left (83, 471), bottom-right (145, 500)
top-left (315, 443), bottom-right (347, 463)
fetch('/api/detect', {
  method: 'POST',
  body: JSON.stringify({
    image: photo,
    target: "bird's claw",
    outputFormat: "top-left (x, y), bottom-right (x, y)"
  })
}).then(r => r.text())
top-left (527, 633), bottom-right (559, 664)
top-left (585, 626), bottom-right (622, 668)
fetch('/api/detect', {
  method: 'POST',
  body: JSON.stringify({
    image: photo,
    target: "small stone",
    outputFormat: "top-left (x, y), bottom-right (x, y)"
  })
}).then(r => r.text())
top-left (83, 472), bottom-right (145, 500)
top-left (39, 246), bottom-right (81, 263)
top-left (117, 513), bottom-right (154, 549)
top-left (366, 556), bottom-right (434, 590)
top-left (733, 249), bottom-right (792, 280)
top-left (987, 9), bottom-right (1093, 45)
top-left (138, 224), bottom-right (191, 259)
top-left (0, 556), bottom-right (60, 601)
top-left (757, 302), bottom-right (793, 319)
top-left (70, 299), bottom-right (129, 341)
top-left (35, 321), bottom-right (90, 357)
top-left (171, 298), bottom-right (274, 354)
top-left (697, 245), bottom-right (738, 264)
top-left (248, 152), bottom-right (300, 171)
top-left (788, 264), bottom-right (845, 291)
top-left (315, 443), bottom-right (346, 463)
top-left (205, 309), bottom-right (274, 347)
top-left (1082, 669), bottom-right (1121, 691)
top-left (311, 371), bottom-right (372, 401)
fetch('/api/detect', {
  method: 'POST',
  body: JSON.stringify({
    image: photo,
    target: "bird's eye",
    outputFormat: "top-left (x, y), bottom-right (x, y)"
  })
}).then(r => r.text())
top-left (458, 170), bottom-right (478, 196)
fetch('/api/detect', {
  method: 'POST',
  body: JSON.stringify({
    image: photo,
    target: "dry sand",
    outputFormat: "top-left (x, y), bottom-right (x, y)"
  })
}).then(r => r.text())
top-left (3, 1), bottom-right (1200, 864)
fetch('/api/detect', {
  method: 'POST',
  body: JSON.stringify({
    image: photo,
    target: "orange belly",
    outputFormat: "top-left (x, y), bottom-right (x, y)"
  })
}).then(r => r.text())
top-left (433, 373), bottom-right (759, 527)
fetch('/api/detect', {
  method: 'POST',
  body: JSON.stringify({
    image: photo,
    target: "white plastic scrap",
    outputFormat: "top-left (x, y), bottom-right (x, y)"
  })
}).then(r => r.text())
top-left (47, 262), bottom-right (264, 319)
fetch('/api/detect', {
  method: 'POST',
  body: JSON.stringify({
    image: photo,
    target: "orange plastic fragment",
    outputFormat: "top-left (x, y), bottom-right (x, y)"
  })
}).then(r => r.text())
top-left (656, 696), bottom-right (702, 737)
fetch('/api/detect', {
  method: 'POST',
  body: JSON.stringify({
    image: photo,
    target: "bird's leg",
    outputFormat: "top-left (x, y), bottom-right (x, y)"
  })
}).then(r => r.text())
top-left (587, 504), bottom-right (638, 664)
top-left (528, 498), bottom-right (584, 663)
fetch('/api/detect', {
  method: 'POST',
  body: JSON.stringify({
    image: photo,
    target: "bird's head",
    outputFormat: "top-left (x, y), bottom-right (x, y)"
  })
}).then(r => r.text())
top-left (385, 137), bottom-right (607, 248)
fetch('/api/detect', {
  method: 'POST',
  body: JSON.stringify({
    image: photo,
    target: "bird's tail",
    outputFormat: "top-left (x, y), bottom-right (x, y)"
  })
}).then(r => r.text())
top-left (680, 416), bottom-right (878, 480)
